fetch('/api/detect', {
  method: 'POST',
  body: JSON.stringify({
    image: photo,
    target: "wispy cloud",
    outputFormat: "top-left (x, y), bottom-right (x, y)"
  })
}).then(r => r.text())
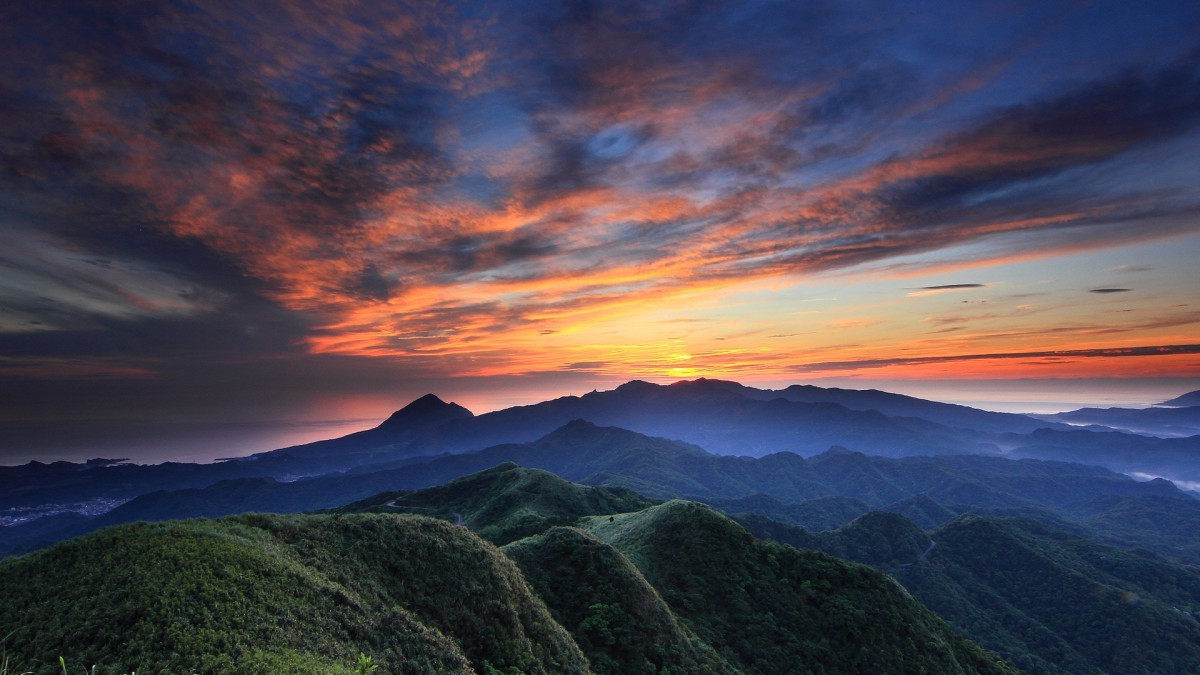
top-left (794, 344), bottom-right (1200, 374)
top-left (908, 283), bottom-right (987, 297)
top-left (0, 229), bottom-right (220, 332)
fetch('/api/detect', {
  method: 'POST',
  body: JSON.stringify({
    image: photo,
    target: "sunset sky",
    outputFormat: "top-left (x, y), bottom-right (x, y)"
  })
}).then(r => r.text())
top-left (2, 0), bottom-right (1198, 463)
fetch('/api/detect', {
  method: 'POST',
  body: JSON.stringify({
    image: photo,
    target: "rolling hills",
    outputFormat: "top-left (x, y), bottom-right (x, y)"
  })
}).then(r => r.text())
top-left (339, 464), bottom-right (1200, 674)
top-left (0, 512), bottom-right (587, 674)
top-left (0, 471), bottom-right (1019, 674)
top-left (907, 514), bottom-right (1200, 674)
top-left (734, 505), bottom-right (1200, 674)
top-left (570, 499), bottom-right (1014, 674)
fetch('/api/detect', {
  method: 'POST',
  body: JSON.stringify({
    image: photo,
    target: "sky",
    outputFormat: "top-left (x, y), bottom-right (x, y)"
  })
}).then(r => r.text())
top-left (1, 0), bottom-right (1199, 464)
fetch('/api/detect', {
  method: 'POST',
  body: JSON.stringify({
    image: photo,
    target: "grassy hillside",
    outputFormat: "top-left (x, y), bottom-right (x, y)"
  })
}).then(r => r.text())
top-left (336, 462), bottom-right (656, 545)
top-left (579, 500), bottom-right (1017, 675)
top-left (0, 513), bottom-right (588, 674)
top-left (504, 526), bottom-right (737, 674)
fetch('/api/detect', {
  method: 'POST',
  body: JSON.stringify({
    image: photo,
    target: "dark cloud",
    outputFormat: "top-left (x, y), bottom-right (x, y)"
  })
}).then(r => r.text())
top-left (0, 293), bottom-right (313, 362)
top-left (1090, 288), bottom-right (1133, 294)
top-left (518, 132), bottom-right (600, 205)
top-left (519, 0), bottom-right (877, 110)
top-left (516, 120), bottom-right (659, 207)
top-left (348, 265), bottom-right (397, 303)
top-left (919, 284), bottom-right (985, 291)
top-left (795, 344), bottom-right (1200, 373)
top-left (564, 361), bottom-right (608, 370)
top-left (387, 229), bottom-right (560, 279)
top-left (879, 50), bottom-right (1200, 224)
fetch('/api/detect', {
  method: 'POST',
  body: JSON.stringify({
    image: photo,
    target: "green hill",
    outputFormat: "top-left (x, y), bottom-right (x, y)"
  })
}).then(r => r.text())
top-left (504, 526), bottom-right (737, 674)
top-left (1065, 493), bottom-right (1200, 561)
top-left (883, 493), bottom-right (958, 530)
top-left (737, 509), bottom-right (932, 568)
top-left (336, 462), bottom-right (655, 544)
top-left (738, 505), bottom-right (1200, 674)
top-left (900, 515), bottom-right (1200, 674)
top-left (0, 513), bottom-right (588, 674)
top-left (579, 500), bottom-right (1016, 675)
top-left (706, 494), bottom-right (871, 531)
top-left (817, 511), bottom-right (932, 567)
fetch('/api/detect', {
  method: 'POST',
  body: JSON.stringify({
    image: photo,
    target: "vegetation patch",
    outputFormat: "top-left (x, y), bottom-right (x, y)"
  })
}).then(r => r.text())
top-left (0, 513), bottom-right (586, 674)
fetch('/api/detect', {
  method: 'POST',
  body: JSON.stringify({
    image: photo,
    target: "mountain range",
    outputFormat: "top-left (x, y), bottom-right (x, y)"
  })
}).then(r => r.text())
top-left (4, 381), bottom-right (1198, 516)
top-left (4, 379), bottom-right (1200, 673)
top-left (7, 418), bottom-right (1195, 562)
top-left (1034, 396), bottom-right (1200, 438)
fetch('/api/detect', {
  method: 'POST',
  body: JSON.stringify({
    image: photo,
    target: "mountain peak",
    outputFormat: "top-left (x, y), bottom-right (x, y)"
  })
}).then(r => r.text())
top-left (612, 378), bottom-right (748, 399)
top-left (562, 418), bottom-right (598, 430)
top-left (669, 377), bottom-right (741, 387)
top-left (1157, 390), bottom-right (1200, 407)
top-left (540, 419), bottom-right (601, 439)
top-left (668, 378), bottom-right (748, 393)
top-left (814, 445), bottom-right (863, 459)
top-left (379, 393), bottom-right (474, 429)
top-left (614, 380), bottom-right (658, 393)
